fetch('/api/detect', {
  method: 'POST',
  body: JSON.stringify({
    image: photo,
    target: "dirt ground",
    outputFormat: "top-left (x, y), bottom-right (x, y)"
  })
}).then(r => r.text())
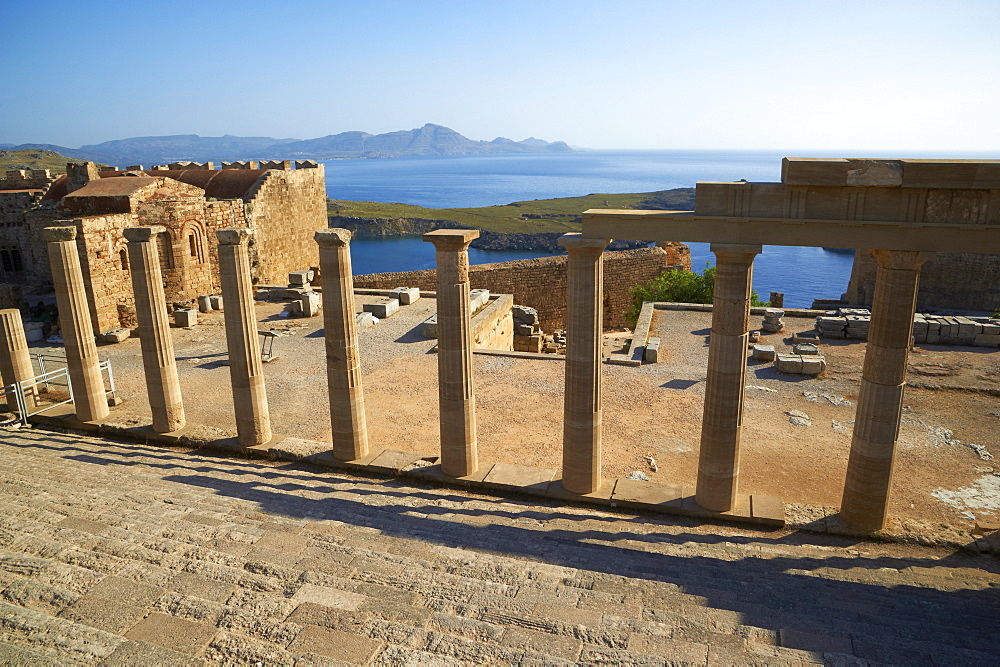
top-left (26, 298), bottom-right (1000, 536)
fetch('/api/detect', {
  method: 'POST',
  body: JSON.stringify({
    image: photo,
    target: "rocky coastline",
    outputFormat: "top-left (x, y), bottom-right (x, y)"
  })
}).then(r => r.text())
top-left (328, 215), bottom-right (651, 252)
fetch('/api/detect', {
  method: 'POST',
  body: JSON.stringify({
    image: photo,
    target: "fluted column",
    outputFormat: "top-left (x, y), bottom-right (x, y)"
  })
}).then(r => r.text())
top-left (0, 309), bottom-right (37, 413)
top-left (126, 226), bottom-right (185, 433)
top-left (423, 229), bottom-right (480, 477)
top-left (44, 226), bottom-right (109, 422)
top-left (217, 228), bottom-right (271, 446)
top-left (315, 229), bottom-right (369, 461)
top-left (559, 233), bottom-right (611, 494)
top-left (696, 243), bottom-right (762, 511)
top-left (841, 250), bottom-right (932, 531)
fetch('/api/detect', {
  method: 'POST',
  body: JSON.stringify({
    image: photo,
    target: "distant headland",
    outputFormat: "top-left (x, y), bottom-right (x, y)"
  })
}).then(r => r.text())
top-left (0, 124), bottom-right (573, 166)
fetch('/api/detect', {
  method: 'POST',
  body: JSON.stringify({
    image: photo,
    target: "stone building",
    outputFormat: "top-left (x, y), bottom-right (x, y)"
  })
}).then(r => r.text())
top-left (0, 160), bottom-right (327, 332)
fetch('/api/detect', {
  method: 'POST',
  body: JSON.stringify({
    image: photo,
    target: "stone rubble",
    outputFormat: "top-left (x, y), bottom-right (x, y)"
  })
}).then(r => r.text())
top-left (786, 410), bottom-right (812, 427)
top-left (760, 308), bottom-right (784, 334)
top-left (775, 353), bottom-right (826, 376)
top-left (803, 391), bottom-right (853, 406)
top-left (817, 308), bottom-right (1000, 348)
top-left (512, 305), bottom-right (544, 353)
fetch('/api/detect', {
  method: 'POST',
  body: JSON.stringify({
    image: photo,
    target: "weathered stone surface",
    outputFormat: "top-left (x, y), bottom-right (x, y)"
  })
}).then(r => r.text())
top-left (363, 298), bottom-right (399, 319)
top-left (101, 327), bottom-right (129, 345)
top-left (751, 344), bottom-right (775, 362)
top-left (300, 292), bottom-right (321, 318)
top-left (644, 337), bottom-right (661, 363)
top-left (391, 287), bottom-right (420, 305)
top-left (696, 243), bottom-right (760, 512)
top-left (0, 427), bottom-right (992, 665)
top-left (173, 309), bottom-right (197, 328)
top-left (425, 230), bottom-right (480, 477)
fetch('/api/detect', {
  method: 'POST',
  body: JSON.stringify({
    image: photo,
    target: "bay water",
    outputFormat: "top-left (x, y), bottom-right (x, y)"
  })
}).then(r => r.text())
top-left (327, 149), bottom-right (994, 308)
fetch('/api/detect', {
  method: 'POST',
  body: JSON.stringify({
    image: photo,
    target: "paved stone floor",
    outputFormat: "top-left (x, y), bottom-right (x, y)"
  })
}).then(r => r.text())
top-left (0, 427), bottom-right (997, 666)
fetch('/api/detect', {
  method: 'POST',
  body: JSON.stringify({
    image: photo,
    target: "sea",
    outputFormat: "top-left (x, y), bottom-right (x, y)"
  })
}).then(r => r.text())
top-left (324, 149), bottom-right (995, 308)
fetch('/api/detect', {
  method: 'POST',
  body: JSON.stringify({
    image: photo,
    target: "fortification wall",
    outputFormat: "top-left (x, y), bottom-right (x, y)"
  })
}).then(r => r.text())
top-left (0, 169), bottom-right (55, 190)
top-left (354, 246), bottom-right (668, 331)
top-left (847, 250), bottom-right (1000, 313)
top-left (245, 165), bottom-right (327, 285)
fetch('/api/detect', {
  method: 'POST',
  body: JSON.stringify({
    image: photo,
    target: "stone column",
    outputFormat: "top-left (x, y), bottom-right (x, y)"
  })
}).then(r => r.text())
top-left (841, 250), bottom-right (932, 532)
top-left (696, 243), bottom-right (762, 511)
top-left (559, 233), bottom-right (611, 494)
top-left (44, 226), bottom-right (110, 422)
top-left (0, 309), bottom-right (37, 413)
top-left (217, 229), bottom-right (271, 446)
top-left (125, 226), bottom-right (185, 433)
top-left (315, 229), bottom-right (369, 461)
top-left (423, 229), bottom-right (480, 477)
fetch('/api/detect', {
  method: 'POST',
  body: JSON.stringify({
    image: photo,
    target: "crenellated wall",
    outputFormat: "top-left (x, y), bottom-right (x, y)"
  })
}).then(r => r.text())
top-left (0, 159), bottom-right (326, 331)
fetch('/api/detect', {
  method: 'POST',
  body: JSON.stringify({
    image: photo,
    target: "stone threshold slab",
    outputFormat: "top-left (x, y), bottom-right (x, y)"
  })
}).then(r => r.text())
top-left (27, 412), bottom-right (785, 529)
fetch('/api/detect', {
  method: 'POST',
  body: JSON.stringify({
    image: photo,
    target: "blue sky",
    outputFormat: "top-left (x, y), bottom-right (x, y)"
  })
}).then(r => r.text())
top-left (3, 0), bottom-right (998, 151)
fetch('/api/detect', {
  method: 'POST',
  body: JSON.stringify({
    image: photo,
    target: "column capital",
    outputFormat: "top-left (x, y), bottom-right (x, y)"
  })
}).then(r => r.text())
top-left (710, 243), bottom-right (762, 256)
top-left (870, 249), bottom-right (935, 271)
top-left (216, 228), bottom-right (252, 245)
top-left (423, 229), bottom-right (479, 250)
top-left (315, 228), bottom-right (353, 248)
top-left (558, 233), bottom-right (611, 251)
top-left (43, 226), bottom-right (77, 242)
top-left (124, 225), bottom-right (167, 243)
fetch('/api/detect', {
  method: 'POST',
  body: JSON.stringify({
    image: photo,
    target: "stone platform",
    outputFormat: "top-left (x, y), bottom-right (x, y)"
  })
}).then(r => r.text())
top-left (0, 426), bottom-right (998, 664)
top-left (29, 406), bottom-right (784, 530)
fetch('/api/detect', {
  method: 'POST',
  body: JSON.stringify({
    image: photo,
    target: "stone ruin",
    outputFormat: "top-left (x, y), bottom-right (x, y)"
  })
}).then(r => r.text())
top-left (1, 157), bottom-right (997, 538)
top-left (0, 159), bottom-right (327, 336)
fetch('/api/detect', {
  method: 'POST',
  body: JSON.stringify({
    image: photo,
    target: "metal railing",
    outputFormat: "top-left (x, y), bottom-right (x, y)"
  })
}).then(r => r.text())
top-left (1, 356), bottom-right (115, 427)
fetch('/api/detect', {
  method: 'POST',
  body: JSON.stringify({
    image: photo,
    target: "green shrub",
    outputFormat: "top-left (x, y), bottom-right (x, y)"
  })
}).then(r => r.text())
top-left (626, 264), bottom-right (768, 324)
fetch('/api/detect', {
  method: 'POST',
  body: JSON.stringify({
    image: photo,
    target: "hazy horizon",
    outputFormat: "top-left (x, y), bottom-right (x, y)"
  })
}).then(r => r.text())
top-left (3, 1), bottom-right (998, 153)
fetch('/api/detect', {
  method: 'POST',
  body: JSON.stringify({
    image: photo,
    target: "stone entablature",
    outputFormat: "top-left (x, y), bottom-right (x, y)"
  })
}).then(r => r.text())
top-left (583, 158), bottom-right (1000, 533)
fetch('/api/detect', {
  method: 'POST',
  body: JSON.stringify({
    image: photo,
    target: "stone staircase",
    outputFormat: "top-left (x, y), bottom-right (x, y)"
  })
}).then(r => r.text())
top-left (0, 426), bottom-right (996, 665)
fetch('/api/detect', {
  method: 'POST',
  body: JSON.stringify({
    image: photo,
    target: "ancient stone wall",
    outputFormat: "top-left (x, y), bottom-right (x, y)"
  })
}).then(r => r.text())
top-left (0, 170), bottom-right (55, 191)
top-left (354, 247), bottom-right (669, 331)
top-left (846, 250), bottom-right (1000, 313)
top-left (244, 165), bottom-right (327, 285)
top-left (75, 213), bottom-right (140, 333)
top-left (471, 295), bottom-right (514, 351)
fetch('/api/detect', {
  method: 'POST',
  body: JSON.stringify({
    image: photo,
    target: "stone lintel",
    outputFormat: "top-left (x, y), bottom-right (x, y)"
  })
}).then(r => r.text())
top-left (43, 226), bottom-right (77, 242)
top-left (782, 157), bottom-right (1000, 188)
top-left (216, 228), bottom-right (252, 245)
top-left (558, 232), bottom-right (611, 249)
top-left (423, 229), bottom-right (480, 248)
top-left (710, 243), bottom-right (762, 256)
top-left (315, 228), bottom-right (353, 247)
top-left (124, 225), bottom-right (167, 242)
top-left (581, 210), bottom-right (1000, 254)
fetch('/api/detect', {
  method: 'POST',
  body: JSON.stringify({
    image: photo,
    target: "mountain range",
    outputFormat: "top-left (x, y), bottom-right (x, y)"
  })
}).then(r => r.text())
top-left (0, 124), bottom-right (573, 166)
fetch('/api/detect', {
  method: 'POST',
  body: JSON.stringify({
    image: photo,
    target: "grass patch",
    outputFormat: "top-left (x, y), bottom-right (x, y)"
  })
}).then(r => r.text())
top-left (328, 190), bottom-right (693, 234)
top-left (0, 149), bottom-right (107, 175)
